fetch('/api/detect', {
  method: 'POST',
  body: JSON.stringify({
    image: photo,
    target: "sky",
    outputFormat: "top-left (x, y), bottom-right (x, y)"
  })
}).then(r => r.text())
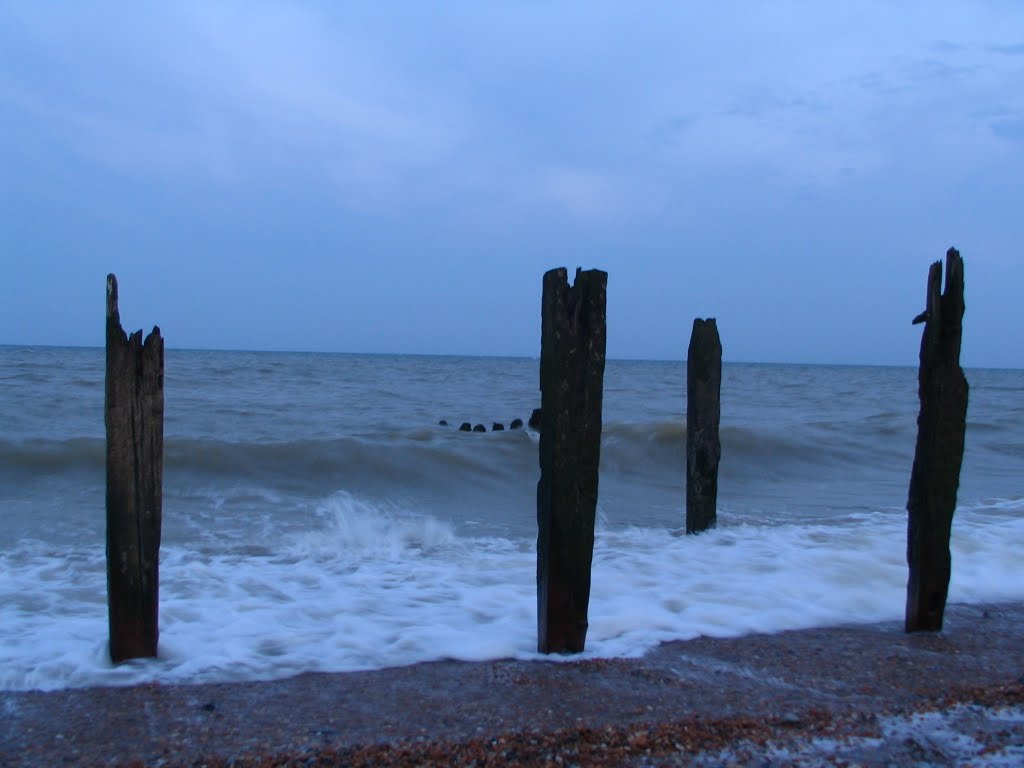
top-left (1, 2), bottom-right (1022, 367)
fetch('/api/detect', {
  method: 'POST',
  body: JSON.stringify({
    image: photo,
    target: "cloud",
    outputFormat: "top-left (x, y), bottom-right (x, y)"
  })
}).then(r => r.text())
top-left (0, 4), bottom-right (473, 207)
top-left (987, 42), bottom-right (1024, 56)
top-left (538, 167), bottom-right (617, 220)
top-left (991, 116), bottom-right (1024, 142)
top-left (931, 39), bottom-right (966, 54)
top-left (725, 90), bottom-right (831, 120)
top-left (3, 3), bottom-right (1024, 241)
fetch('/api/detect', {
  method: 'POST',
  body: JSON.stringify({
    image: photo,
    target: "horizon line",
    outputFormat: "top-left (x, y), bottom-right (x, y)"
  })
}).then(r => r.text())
top-left (1, 342), bottom-right (1020, 372)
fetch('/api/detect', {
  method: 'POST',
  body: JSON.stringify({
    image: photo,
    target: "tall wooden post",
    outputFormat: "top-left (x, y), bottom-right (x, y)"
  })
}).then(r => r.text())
top-left (905, 248), bottom-right (968, 633)
top-left (105, 274), bottom-right (164, 662)
top-left (686, 318), bottom-right (722, 534)
top-left (537, 267), bottom-right (607, 654)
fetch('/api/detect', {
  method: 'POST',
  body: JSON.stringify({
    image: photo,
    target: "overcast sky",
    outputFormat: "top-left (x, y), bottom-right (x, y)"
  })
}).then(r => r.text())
top-left (1, 2), bottom-right (1022, 366)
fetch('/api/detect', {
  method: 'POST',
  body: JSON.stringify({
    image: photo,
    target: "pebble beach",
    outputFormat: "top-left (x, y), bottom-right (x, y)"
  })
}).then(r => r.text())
top-left (3, 601), bottom-right (1022, 767)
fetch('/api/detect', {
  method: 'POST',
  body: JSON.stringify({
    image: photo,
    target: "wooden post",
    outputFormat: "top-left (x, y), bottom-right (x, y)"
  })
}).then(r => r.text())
top-left (537, 267), bottom-right (607, 654)
top-left (905, 248), bottom-right (969, 633)
top-left (686, 318), bottom-right (722, 534)
top-left (105, 274), bottom-right (164, 662)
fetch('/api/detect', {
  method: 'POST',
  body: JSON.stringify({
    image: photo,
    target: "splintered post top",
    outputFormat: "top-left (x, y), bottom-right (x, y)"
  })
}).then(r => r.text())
top-left (106, 274), bottom-right (119, 321)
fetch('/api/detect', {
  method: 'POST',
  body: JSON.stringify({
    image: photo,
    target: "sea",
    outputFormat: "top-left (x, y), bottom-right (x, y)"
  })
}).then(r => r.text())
top-left (1, 346), bottom-right (1022, 692)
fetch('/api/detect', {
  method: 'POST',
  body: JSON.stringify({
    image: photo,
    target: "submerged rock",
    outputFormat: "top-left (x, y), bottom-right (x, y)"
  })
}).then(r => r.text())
top-left (473, 424), bottom-right (487, 433)
top-left (492, 422), bottom-right (505, 432)
top-left (529, 408), bottom-right (542, 429)
top-left (459, 422), bottom-right (472, 432)
top-left (438, 420), bottom-right (449, 426)
top-left (510, 418), bottom-right (524, 430)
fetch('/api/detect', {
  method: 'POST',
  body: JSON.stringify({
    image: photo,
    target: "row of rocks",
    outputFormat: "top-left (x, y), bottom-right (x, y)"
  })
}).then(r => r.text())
top-left (438, 418), bottom-right (523, 433)
top-left (437, 420), bottom-right (522, 433)
top-left (440, 409), bottom-right (542, 433)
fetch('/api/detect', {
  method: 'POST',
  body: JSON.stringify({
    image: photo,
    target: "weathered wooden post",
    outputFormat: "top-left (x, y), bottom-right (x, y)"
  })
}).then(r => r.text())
top-left (905, 248), bottom-right (968, 633)
top-left (537, 267), bottom-right (607, 654)
top-left (686, 318), bottom-right (722, 534)
top-left (105, 274), bottom-right (164, 662)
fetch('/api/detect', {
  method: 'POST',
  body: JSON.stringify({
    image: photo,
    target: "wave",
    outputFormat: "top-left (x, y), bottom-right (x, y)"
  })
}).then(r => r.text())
top-left (3, 499), bottom-right (1022, 691)
top-left (0, 432), bottom-right (538, 497)
top-left (3, 411), bottom-right (1015, 493)
top-left (0, 437), bottom-right (105, 475)
top-left (600, 419), bottom-right (911, 475)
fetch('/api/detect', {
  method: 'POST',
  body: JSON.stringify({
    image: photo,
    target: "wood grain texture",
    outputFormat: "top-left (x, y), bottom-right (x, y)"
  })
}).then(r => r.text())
top-left (905, 249), bottom-right (968, 632)
top-left (537, 267), bottom-right (607, 654)
top-left (686, 318), bottom-right (722, 535)
top-left (105, 274), bottom-right (164, 662)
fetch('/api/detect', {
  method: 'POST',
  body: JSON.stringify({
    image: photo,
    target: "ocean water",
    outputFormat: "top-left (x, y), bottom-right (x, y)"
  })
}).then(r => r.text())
top-left (1, 346), bottom-right (1022, 692)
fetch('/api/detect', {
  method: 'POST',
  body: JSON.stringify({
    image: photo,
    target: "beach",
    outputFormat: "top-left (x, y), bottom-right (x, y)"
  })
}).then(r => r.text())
top-left (3, 601), bottom-right (1022, 766)
top-left (6, 4), bottom-right (1024, 762)
top-left (2, 349), bottom-right (1022, 764)
top-left (4, 350), bottom-right (1023, 693)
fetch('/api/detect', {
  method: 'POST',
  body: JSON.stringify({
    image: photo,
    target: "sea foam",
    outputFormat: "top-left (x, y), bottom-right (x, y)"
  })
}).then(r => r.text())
top-left (1, 494), bottom-right (1021, 692)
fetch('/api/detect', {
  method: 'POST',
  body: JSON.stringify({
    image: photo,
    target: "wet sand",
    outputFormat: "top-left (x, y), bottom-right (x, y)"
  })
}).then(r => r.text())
top-left (2, 601), bottom-right (1022, 766)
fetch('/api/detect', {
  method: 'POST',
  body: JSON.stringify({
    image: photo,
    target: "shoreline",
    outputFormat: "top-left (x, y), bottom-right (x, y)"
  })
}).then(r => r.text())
top-left (2, 601), bottom-right (1023, 766)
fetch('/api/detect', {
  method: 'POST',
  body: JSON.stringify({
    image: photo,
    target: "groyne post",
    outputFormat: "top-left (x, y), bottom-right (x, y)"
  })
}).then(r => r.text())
top-left (686, 318), bottom-right (722, 534)
top-left (105, 274), bottom-right (164, 662)
top-left (905, 248), bottom-right (968, 633)
top-left (537, 267), bottom-right (607, 654)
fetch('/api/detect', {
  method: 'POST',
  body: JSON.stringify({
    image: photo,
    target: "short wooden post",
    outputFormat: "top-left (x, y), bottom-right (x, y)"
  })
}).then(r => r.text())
top-left (537, 267), bottom-right (607, 654)
top-left (686, 318), bottom-right (722, 534)
top-left (105, 274), bottom-right (164, 662)
top-left (905, 248), bottom-right (969, 633)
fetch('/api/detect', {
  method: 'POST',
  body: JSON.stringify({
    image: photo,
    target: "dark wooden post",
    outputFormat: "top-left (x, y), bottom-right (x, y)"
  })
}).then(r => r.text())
top-left (105, 274), bottom-right (164, 662)
top-left (537, 267), bottom-right (607, 654)
top-left (905, 248), bottom-right (969, 633)
top-left (686, 318), bottom-right (722, 534)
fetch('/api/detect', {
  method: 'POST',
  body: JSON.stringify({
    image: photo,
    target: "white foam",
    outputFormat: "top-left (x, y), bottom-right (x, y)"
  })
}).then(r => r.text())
top-left (700, 704), bottom-right (1024, 766)
top-left (1, 497), bottom-right (1022, 691)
